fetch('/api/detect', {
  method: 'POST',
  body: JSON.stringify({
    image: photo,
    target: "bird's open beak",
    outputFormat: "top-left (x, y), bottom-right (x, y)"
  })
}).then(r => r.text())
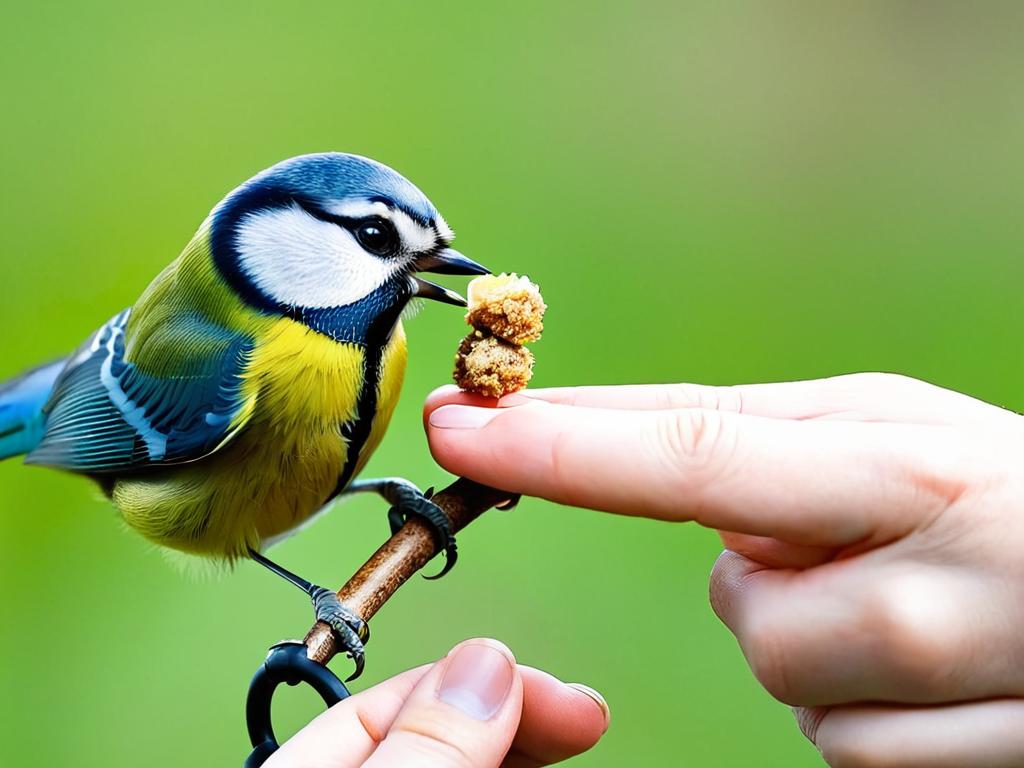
top-left (414, 248), bottom-right (490, 276)
top-left (410, 277), bottom-right (469, 306)
top-left (411, 248), bottom-right (490, 307)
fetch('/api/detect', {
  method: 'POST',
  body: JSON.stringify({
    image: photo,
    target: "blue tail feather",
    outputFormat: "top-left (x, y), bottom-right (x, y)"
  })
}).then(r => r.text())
top-left (0, 359), bottom-right (67, 460)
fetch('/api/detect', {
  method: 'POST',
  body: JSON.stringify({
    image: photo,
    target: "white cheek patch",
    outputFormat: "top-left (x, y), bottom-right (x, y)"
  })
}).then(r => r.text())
top-left (235, 204), bottom-right (406, 309)
top-left (389, 209), bottom-right (437, 252)
top-left (435, 214), bottom-right (454, 243)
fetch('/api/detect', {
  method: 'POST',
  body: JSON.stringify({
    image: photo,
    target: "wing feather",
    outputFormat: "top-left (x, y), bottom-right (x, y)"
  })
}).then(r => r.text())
top-left (27, 309), bottom-right (256, 472)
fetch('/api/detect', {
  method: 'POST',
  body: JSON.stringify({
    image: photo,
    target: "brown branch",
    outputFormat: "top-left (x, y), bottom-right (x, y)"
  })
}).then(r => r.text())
top-left (302, 478), bottom-right (517, 666)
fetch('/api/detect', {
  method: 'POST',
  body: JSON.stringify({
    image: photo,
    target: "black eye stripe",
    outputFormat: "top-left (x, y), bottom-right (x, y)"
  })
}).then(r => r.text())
top-left (295, 201), bottom-right (401, 257)
top-left (295, 199), bottom-right (368, 230)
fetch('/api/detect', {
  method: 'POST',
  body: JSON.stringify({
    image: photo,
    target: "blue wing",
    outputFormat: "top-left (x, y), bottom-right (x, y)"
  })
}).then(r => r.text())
top-left (26, 309), bottom-right (256, 473)
top-left (0, 359), bottom-right (68, 460)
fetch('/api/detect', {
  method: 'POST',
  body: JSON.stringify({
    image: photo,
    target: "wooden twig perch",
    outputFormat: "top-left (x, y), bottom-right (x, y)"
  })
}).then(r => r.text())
top-left (302, 478), bottom-right (517, 666)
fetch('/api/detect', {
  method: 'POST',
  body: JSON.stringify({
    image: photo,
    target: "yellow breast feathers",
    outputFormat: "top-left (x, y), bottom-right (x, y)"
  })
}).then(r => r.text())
top-left (113, 317), bottom-right (407, 560)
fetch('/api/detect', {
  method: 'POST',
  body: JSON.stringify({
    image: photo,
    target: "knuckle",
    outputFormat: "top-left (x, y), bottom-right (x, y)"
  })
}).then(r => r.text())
top-left (815, 372), bottom-right (923, 415)
top-left (860, 573), bottom-right (961, 694)
top-left (905, 462), bottom-right (971, 518)
top-left (839, 371), bottom-right (917, 393)
top-left (660, 408), bottom-right (723, 464)
top-left (658, 383), bottom-right (696, 410)
top-left (656, 409), bottom-right (738, 490)
top-left (664, 383), bottom-right (744, 413)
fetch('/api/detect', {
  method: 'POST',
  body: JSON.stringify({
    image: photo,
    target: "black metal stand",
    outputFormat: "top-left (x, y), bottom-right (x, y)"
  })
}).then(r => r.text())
top-left (243, 642), bottom-right (351, 767)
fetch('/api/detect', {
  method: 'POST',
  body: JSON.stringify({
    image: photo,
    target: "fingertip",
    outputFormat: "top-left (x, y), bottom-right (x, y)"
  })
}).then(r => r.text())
top-left (566, 683), bottom-right (611, 735)
top-left (511, 667), bottom-right (610, 765)
top-left (424, 384), bottom-right (464, 412)
top-left (435, 638), bottom-right (520, 723)
top-left (445, 636), bottom-right (518, 666)
top-left (424, 386), bottom-right (534, 423)
top-left (423, 385), bottom-right (462, 429)
top-left (424, 385), bottom-right (502, 412)
top-left (709, 549), bottom-right (761, 628)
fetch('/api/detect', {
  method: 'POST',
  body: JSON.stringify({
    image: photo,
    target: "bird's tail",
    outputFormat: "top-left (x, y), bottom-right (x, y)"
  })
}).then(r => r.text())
top-left (0, 359), bottom-right (66, 461)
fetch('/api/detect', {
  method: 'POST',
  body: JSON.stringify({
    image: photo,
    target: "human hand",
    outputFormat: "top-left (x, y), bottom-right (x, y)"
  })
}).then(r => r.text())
top-left (424, 375), bottom-right (1024, 767)
top-left (265, 638), bottom-right (608, 767)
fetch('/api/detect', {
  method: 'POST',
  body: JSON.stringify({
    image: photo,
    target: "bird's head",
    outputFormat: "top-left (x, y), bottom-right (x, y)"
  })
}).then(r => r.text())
top-left (209, 153), bottom-right (487, 342)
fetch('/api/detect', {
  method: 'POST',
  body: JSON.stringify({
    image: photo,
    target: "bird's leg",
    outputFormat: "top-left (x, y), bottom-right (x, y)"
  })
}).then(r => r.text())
top-left (345, 477), bottom-right (458, 579)
top-left (248, 547), bottom-right (369, 680)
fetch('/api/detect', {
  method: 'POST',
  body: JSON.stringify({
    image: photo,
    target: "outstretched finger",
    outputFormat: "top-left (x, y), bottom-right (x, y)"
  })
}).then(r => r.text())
top-left (425, 374), bottom-right (1009, 427)
top-left (426, 399), bottom-right (971, 546)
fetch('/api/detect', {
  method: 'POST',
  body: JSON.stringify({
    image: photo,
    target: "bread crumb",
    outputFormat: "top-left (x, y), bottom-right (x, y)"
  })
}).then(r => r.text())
top-left (465, 273), bottom-right (545, 345)
top-left (453, 333), bottom-right (534, 398)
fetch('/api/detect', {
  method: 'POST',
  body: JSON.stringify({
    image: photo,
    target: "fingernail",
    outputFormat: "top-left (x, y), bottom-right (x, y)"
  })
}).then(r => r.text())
top-left (567, 683), bottom-right (611, 733)
top-left (437, 642), bottom-right (515, 720)
top-left (429, 404), bottom-right (502, 429)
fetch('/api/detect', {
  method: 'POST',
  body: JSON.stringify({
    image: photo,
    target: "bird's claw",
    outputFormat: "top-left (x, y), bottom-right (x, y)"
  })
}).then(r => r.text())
top-left (386, 485), bottom-right (458, 579)
top-left (496, 493), bottom-right (521, 511)
top-left (311, 586), bottom-right (368, 681)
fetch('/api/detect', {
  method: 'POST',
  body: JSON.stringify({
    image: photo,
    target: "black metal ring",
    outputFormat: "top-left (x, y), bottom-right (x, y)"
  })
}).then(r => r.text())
top-left (244, 641), bottom-right (351, 767)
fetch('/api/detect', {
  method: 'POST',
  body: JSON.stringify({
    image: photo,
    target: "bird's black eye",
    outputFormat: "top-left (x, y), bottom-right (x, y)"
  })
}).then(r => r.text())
top-left (354, 217), bottom-right (397, 256)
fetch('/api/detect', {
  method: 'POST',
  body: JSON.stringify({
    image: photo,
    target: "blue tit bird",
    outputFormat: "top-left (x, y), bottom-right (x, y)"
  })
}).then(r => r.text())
top-left (0, 153), bottom-right (488, 675)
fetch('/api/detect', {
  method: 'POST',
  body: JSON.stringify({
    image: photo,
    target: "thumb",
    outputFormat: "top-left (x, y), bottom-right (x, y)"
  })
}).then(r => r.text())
top-left (362, 638), bottom-right (522, 767)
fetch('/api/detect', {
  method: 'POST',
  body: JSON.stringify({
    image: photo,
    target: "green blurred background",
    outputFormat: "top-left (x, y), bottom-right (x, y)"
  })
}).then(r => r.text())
top-left (2, 2), bottom-right (1023, 765)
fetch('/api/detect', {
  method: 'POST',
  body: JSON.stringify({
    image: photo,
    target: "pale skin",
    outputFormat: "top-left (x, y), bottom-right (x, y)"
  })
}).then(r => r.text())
top-left (266, 638), bottom-right (610, 767)
top-left (421, 374), bottom-right (1024, 768)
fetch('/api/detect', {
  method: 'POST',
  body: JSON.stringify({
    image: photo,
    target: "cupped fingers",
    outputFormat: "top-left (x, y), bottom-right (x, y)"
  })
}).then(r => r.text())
top-left (710, 551), bottom-right (1021, 706)
top-left (801, 699), bottom-right (1024, 768)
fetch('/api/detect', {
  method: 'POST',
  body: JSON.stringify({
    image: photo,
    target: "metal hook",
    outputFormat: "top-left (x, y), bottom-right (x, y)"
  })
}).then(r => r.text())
top-left (244, 642), bottom-right (351, 767)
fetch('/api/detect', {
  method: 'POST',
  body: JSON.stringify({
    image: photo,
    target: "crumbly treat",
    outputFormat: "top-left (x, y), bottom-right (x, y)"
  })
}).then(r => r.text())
top-left (453, 331), bottom-right (534, 398)
top-left (465, 273), bottom-right (546, 345)
top-left (454, 273), bottom-right (545, 397)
